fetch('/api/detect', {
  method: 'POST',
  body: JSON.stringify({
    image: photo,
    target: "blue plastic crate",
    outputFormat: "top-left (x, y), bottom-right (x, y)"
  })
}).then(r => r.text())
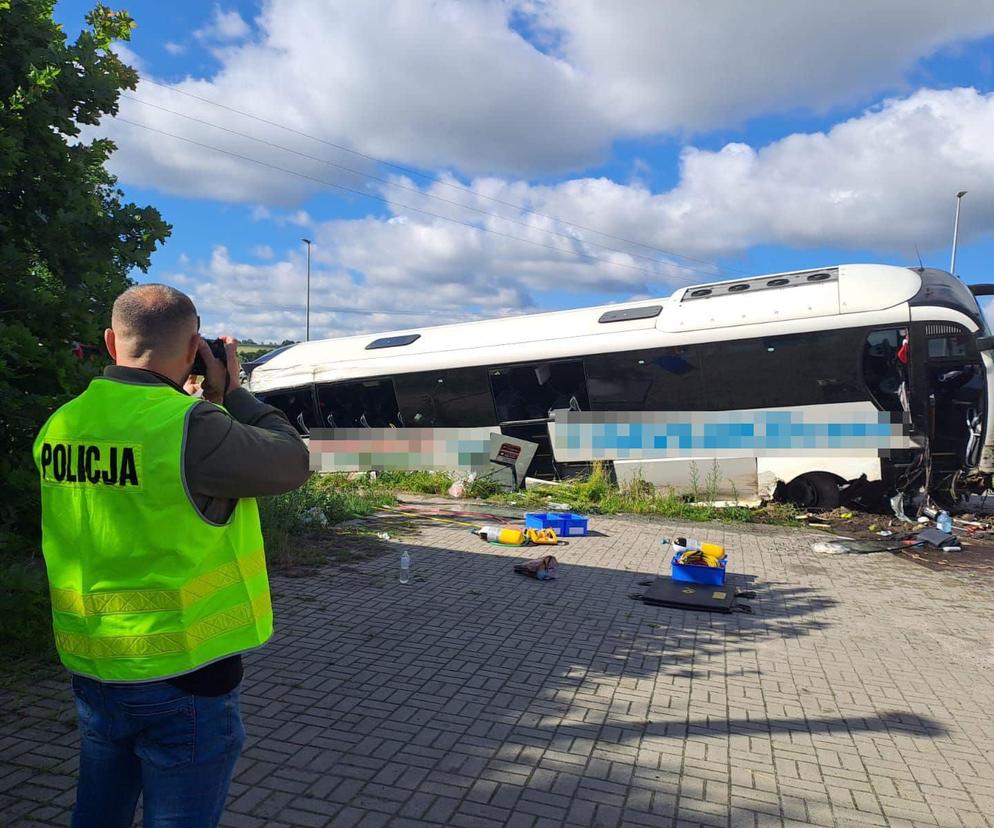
top-left (671, 554), bottom-right (727, 586)
top-left (525, 512), bottom-right (589, 537)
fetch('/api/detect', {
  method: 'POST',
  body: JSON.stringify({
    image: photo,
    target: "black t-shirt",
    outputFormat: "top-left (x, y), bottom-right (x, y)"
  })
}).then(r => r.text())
top-left (167, 655), bottom-right (243, 696)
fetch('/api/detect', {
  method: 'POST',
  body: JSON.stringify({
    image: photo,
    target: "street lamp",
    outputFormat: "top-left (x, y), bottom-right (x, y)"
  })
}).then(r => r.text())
top-left (301, 238), bottom-right (312, 341)
top-left (950, 191), bottom-right (967, 277)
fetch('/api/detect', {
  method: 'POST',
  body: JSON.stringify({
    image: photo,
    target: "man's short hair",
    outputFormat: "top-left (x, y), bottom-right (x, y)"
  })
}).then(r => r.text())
top-left (112, 284), bottom-right (198, 357)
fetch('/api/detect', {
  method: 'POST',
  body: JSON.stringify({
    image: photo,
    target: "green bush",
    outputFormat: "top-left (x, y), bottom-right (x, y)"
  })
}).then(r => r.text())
top-left (0, 559), bottom-right (55, 669)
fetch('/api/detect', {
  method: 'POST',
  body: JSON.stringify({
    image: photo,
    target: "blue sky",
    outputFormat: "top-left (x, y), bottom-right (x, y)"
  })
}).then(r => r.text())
top-left (54, 1), bottom-right (994, 342)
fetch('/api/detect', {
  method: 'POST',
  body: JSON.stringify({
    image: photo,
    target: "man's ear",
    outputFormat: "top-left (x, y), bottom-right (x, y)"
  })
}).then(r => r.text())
top-left (104, 328), bottom-right (117, 362)
top-left (186, 332), bottom-right (200, 366)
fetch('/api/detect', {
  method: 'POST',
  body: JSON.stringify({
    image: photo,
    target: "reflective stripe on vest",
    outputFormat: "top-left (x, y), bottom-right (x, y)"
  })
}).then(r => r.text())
top-left (34, 377), bottom-right (273, 682)
top-left (54, 591), bottom-right (272, 660)
top-left (49, 546), bottom-right (267, 616)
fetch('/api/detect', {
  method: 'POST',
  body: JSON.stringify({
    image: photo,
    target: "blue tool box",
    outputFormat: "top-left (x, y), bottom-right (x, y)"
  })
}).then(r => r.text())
top-left (670, 555), bottom-right (727, 586)
top-left (525, 512), bottom-right (589, 536)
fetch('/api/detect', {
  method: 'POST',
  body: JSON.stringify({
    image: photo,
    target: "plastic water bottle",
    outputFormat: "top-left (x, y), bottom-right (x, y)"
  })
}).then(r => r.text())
top-left (937, 511), bottom-right (952, 534)
top-left (399, 550), bottom-right (411, 584)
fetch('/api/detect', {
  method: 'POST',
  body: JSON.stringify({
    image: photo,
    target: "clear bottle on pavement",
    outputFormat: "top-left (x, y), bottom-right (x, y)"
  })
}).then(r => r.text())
top-left (399, 549), bottom-right (411, 584)
top-left (937, 510), bottom-right (952, 534)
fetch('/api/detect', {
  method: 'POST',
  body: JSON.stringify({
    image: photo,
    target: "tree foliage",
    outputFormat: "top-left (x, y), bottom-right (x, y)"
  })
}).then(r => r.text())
top-left (0, 1), bottom-right (171, 555)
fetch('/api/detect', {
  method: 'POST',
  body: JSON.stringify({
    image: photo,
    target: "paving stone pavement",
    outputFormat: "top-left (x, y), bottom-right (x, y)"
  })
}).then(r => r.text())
top-left (2, 514), bottom-right (994, 828)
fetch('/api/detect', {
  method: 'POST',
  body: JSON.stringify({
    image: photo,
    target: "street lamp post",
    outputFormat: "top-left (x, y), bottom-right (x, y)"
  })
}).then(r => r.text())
top-left (301, 238), bottom-right (312, 341)
top-left (950, 191), bottom-right (967, 277)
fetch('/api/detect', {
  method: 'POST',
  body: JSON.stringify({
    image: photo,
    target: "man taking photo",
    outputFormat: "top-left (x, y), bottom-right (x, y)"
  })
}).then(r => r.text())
top-left (33, 284), bottom-right (311, 828)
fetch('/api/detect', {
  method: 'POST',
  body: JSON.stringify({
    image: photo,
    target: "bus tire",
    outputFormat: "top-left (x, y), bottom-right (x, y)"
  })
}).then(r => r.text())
top-left (783, 472), bottom-right (842, 509)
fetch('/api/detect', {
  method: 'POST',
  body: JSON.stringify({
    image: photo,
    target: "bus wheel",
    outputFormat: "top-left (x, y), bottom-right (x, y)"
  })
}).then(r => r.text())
top-left (783, 472), bottom-right (842, 509)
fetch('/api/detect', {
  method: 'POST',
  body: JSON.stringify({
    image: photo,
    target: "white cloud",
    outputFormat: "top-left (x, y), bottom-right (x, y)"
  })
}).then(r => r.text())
top-left (194, 6), bottom-right (251, 43)
top-left (251, 244), bottom-right (274, 259)
top-left (177, 85), bottom-right (994, 340)
top-left (109, 42), bottom-right (145, 73)
top-left (164, 41), bottom-right (185, 56)
top-left (535, 0), bottom-right (994, 132)
top-left (390, 86), bottom-right (994, 258)
top-left (182, 246), bottom-right (484, 342)
top-left (98, 0), bottom-right (994, 203)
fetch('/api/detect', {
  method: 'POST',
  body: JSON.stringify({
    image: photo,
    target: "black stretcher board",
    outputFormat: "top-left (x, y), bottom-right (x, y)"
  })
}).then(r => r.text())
top-left (641, 577), bottom-right (737, 613)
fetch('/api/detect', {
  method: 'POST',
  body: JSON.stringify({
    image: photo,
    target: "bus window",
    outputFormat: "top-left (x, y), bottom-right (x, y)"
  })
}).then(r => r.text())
top-left (394, 367), bottom-right (496, 426)
top-left (257, 387), bottom-right (317, 435)
top-left (703, 331), bottom-right (864, 410)
top-left (317, 380), bottom-right (401, 428)
top-left (586, 347), bottom-right (705, 410)
top-left (927, 334), bottom-right (971, 359)
top-left (489, 360), bottom-right (588, 422)
top-left (862, 329), bottom-right (908, 412)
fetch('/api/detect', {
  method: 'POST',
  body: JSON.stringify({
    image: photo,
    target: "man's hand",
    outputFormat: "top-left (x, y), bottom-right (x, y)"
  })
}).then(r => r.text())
top-left (198, 335), bottom-right (242, 404)
top-left (220, 336), bottom-right (242, 395)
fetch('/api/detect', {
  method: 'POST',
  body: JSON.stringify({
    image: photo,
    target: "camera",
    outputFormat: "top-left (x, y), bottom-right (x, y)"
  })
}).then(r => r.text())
top-left (192, 337), bottom-right (228, 376)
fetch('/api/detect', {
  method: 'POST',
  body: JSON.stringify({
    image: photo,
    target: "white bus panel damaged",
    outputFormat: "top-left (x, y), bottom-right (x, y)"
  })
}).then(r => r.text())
top-left (247, 264), bottom-right (994, 510)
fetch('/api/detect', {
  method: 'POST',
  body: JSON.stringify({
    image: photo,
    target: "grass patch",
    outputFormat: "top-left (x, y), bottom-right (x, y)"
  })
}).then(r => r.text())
top-left (486, 461), bottom-right (799, 526)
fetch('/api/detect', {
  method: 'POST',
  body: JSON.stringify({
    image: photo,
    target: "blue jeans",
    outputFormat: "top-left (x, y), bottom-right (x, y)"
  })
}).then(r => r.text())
top-left (70, 674), bottom-right (245, 828)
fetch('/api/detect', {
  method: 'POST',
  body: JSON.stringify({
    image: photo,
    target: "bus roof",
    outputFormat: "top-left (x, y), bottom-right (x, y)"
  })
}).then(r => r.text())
top-left (248, 263), bottom-right (923, 392)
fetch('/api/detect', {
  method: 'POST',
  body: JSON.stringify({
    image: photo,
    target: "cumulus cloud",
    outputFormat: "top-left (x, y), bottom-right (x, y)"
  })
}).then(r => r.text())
top-left (98, 0), bottom-right (994, 203)
top-left (179, 246), bottom-right (486, 342)
top-left (392, 87), bottom-right (994, 257)
top-left (180, 85), bottom-right (994, 340)
top-left (194, 6), bottom-right (251, 43)
top-left (534, 0), bottom-right (994, 132)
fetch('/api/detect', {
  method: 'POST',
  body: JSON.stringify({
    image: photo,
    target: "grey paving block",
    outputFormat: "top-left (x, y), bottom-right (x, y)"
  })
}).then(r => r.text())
top-left (4, 515), bottom-right (994, 828)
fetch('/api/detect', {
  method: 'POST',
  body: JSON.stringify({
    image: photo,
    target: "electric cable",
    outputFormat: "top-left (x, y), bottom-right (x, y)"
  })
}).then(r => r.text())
top-left (139, 77), bottom-right (747, 276)
top-left (121, 94), bottom-right (724, 278)
top-left (115, 117), bottom-right (671, 279)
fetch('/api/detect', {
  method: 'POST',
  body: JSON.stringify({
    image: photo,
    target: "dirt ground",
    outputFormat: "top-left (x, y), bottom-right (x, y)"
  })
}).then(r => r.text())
top-left (801, 505), bottom-right (994, 578)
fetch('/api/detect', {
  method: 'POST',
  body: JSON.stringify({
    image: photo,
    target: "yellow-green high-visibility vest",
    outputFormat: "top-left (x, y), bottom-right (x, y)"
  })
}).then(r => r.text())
top-left (33, 375), bottom-right (273, 682)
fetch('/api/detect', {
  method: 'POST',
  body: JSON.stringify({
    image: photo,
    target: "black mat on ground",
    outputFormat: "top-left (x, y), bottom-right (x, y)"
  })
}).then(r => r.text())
top-left (641, 577), bottom-right (738, 613)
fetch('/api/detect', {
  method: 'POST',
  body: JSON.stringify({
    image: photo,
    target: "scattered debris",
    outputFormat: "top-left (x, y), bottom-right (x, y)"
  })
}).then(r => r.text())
top-left (890, 493), bottom-right (913, 523)
top-left (513, 555), bottom-right (559, 580)
top-left (302, 507), bottom-right (328, 527)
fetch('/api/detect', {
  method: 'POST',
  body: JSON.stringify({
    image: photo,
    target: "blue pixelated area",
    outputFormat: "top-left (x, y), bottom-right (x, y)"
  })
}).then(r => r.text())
top-left (552, 407), bottom-right (912, 459)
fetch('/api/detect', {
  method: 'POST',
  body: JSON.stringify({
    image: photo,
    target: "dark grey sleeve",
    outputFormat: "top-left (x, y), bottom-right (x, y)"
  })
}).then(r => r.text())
top-left (184, 387), bottom-right (311, 499)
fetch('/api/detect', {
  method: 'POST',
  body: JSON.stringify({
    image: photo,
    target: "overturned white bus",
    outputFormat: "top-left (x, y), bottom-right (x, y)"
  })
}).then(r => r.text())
top-left (246, 264), bottom-right (994, 509)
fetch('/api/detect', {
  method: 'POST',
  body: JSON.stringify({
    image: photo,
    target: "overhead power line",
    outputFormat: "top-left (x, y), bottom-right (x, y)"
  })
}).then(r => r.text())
top-left (115, 117), bottom-right (676, 280)
top-left (140, 77), bottom-right (746, 277)
top-left (122, 94), bottom-right (724, 277)
top-left (229, 301), bottom-right (433, 317)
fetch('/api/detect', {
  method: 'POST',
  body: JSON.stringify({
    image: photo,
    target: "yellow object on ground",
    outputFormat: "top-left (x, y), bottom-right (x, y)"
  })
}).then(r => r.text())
top-left (677, 549), bottom-right (725, 568)
top-left (477, 525), bottom-right (559, 546)
top-left (496, 527), bottom-right (526, 545)
top-left (699, 542), bottom-right (726, 560)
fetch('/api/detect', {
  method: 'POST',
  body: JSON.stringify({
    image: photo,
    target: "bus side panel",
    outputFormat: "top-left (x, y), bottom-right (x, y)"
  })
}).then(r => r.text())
top-left (549, 405), bottom-right (911, 457)
top-left (614, 457), bottom-right (760, 503)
